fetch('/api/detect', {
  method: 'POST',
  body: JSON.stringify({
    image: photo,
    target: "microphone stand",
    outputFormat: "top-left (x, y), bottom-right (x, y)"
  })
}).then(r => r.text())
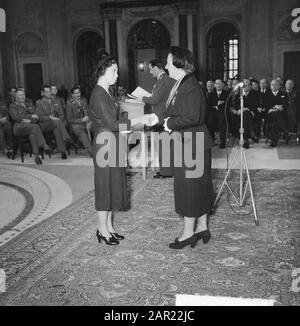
top-left (214, 85), bottom-right (259, 226)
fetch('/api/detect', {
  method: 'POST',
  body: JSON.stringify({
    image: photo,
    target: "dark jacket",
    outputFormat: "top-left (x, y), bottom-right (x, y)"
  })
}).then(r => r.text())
top-left (234, 89), bottom-right (260, 115)
top-left (89, 85), bottom-right (131, 134)
top-left (158, 74), bottom-right (213, 151)
top-left (36, 98), bottom-right (65, 122)
top-left (264, 90), bottom-right (288, 113)
top-left (142, 73), bottom-right (175, 115)
top-left (210, 89), bottom-right (229, 112)
top-left (66, 98), bottom-right (89, 125)
top-left (9, 102), bottom-right (37, 133)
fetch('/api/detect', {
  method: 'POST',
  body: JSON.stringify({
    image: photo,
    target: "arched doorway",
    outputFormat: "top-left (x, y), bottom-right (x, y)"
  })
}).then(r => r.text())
top-left (206, 22), bottom-right (239, 81)
top-left (76, 31), bottom-right (104, 99)
top-left (127, 19), bottom-right (170, 92)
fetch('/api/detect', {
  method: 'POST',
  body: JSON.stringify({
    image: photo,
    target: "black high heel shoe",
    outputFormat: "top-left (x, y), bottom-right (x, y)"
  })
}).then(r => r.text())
top-left (35, 157), bottom-right (43, 165)
top-left (96, 230), bottom-right (119, 245)
top-left (110, 232), bottom-right (125, 240)
top-left (169, 234), bottom-right (198, 249)
top-left (194, 229), bottom-right (211, 244)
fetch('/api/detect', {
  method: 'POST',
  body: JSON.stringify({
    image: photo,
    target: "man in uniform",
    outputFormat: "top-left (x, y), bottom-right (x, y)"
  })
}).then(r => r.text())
top-left (36, 85), bottom-right (70, 159)
top-left (137, 59), bottom-right (175, 178)
top-left (9, 89), bottom-right (51, 165)
top-left (66, 85), bottom-right (92, 156)
top-left (51, 84), bottom-right (66, 122)
top-left (0, 97), bottom-right (13, 158)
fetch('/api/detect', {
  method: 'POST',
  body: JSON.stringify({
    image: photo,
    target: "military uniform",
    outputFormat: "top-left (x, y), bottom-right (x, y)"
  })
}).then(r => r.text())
top-left (35, 98), bottom-right (70, 153)
top-left (0, 100), bottom-right (13, 153)
top-left (9, 102), bottom-right (47, 155)
top-left (52, 95), bottom-right (66, 121)
top-left (66, 98), bottom-right (92, 153)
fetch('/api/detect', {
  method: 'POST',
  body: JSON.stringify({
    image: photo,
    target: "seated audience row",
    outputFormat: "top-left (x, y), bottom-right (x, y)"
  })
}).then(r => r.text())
top-left (0, 84), bottom-right (92, 164)
top-left (204, 77), bottom-right (299, 148)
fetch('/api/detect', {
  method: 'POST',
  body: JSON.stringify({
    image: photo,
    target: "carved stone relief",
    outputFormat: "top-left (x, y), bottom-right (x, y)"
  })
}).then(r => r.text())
top-left (15, 32), bottom-right (44, 57)
top-left (12, 0), bottom-right (43, 29)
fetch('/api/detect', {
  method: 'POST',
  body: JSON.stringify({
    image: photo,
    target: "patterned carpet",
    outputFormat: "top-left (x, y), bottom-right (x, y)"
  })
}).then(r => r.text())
top-left (0, 169), bottom-right (299, 306)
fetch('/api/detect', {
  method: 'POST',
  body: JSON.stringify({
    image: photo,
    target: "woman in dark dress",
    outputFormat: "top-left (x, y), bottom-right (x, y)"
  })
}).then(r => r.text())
top-left (139, 46), bottom-right (214, 249)
top-left (89, 52), bottom-right (135, 246)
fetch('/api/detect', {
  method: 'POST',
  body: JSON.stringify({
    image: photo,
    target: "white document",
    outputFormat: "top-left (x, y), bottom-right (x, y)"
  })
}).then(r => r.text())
top-left (131, 86), bottom-right (152, 98)
top-left (125, 98), bottom-right (142, 103)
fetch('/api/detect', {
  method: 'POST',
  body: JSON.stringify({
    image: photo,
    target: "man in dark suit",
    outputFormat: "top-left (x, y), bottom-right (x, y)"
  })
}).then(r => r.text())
top-left (138, 59), bottom-right (175, 178)
top-left (258, 78), bottom-right (271, 137)
top-left (233, 79), bottom-right (259, 149)
top-left (207, 79), bottom-right (229, 148)
top-left (265, 79), bottom-right (288, 147)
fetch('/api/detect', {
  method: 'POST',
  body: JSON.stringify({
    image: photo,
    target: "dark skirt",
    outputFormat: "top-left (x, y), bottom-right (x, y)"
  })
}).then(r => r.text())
top-left (174, 149), bottom-right (213, 217)
top-left (92, 132), bottom-right (128, 211)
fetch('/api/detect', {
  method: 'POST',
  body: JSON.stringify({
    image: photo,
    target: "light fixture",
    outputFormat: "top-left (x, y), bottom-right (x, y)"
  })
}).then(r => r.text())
top-left (138, 62), bottom-right (144, 71)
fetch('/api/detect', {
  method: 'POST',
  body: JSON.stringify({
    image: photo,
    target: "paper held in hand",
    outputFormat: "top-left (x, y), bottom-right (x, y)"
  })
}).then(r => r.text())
top-left (130, 86), bottom-right (152, 98)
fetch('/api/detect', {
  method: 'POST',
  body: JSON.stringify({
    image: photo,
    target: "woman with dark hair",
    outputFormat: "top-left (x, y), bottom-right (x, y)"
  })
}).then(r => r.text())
top-left (137, 46), bottom-right (214, 249)
top-left (89, 51), bottom-right (145, 245)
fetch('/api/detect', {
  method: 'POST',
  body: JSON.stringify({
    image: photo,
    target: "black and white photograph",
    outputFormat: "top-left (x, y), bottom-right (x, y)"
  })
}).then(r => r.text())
top-left (0, 0), bottom-right (300, 308)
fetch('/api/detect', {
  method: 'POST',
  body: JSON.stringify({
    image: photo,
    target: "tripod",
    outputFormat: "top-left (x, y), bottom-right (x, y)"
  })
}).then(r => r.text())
top-left (214, 86), bottom-right (259, 226)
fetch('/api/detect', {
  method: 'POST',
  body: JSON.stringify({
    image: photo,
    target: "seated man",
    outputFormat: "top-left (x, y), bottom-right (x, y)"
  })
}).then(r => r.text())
top-left (208, 79), bottom-right (229, 148)
top-left (9, 89), bottom-right (51, 165)
top-left (265, 79), bottom-right (288, 147)
top-left (233, 79), bottom-right (259, 149)
top-left (0, 97), bottom-right (13, 157)
top-left (51, 84), bottom-right (67, 122)
top-left (36, 85), bottom-right (70, 159)
top-left (66, 85), bottom-right (92, 156)
top-left (285, 79), bottom-right (298, 139)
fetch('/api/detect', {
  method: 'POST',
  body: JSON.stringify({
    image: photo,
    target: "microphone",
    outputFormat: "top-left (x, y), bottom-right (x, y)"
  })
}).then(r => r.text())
top-left (233, 81), bottom-right (245, 91)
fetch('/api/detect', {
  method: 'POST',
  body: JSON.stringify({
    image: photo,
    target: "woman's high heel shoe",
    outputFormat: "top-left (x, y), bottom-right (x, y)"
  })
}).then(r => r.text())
top-left (110, 232), bottom-right (125, 241)
top-left (169, 234), bottom-right (198, 249)
top-left (96, 230), bottom-right (119, 245)
top-left (194, 229), bottom-right (211, 244)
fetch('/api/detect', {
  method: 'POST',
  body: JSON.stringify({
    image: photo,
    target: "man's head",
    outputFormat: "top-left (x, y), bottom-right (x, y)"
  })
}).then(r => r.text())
top-left (227, 78), bottom-right (233, 89)
top-left (9, 87), bottom-right (17, 97)
top-left (42, 85), bottom-right (52, 99)
top-left (214, 79), bottom-right (224, 92)
top-left (243, 79), bottom-right (251, 93)
top-left (270, 79), bottom-right (280, 93)
top-left (51, 85), bottom-right (58, 96)
top-left (276, 76), bottom-right (284, 89)
top-left (149, 59), bottom-right (164, 78)
top-left (260, 78), bottom-right (268, 90)
top-left (15, 89), bottom-right (26, 104)
top-left (206, 80), bottom-right (214, 93)
top-left (285, 79), bottom-right (294, 92)
top-left (251, 79), bottom-right (259, 91)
